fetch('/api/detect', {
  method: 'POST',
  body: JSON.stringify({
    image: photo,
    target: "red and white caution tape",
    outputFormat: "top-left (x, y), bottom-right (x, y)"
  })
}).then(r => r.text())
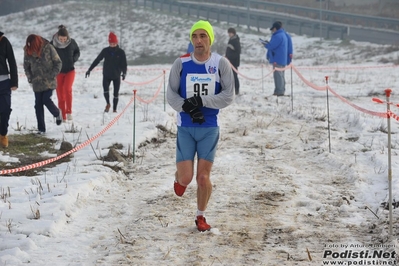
top-left (0, 96), bottom-right (135, 175)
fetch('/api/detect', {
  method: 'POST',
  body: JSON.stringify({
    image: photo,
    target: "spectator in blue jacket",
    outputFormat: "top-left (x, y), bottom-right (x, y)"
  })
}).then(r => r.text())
top-left (276, 21), bottom-right (293, 65)
top-left (261, 21), bottom-right (288, 96)
top-left (187, 42), bottom-right (194, 53)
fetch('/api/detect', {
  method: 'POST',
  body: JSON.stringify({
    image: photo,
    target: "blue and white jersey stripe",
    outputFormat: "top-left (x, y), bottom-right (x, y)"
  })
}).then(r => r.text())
top-left (177, 53), bottom-right (222, 127)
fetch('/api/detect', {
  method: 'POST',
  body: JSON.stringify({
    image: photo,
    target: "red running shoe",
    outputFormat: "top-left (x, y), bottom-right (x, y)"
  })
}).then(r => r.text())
top-left (195, 215), bottom-right (211, 232)
top-left (174, 181), bottom-right (186, 197)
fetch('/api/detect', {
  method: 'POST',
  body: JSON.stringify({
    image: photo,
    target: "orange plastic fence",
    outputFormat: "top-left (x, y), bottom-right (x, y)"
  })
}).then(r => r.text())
top-left (2, 63), bottom-right (398, 175)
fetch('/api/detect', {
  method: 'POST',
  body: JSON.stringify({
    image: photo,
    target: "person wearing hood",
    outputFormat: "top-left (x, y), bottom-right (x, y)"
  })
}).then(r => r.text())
top-left (0, 31), bottom-right (18, 148)
top-left (85, 32), bottom-right (127, 113)
top-left (50, 25), bottom-right (80, 122)
top-left (225, 27), bottom-right (241, 95)
top-left (23, 34), bottom-right (63, 134)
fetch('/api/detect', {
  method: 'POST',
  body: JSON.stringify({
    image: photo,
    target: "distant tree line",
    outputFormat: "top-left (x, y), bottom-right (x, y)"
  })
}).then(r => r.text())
top-left (0, 0), bottom-right (63, 16)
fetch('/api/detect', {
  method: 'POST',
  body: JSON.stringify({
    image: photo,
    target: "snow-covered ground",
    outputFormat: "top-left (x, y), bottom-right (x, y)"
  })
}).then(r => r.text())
top-left (1, 1), bottom-right (399, 265)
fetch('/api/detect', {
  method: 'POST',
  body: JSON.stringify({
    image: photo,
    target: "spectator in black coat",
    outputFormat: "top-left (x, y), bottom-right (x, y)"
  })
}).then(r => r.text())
top-left (225, 27), bottom-right (241, 95)
top-left (86, 32), bottom-right (127, 113)
top-left (0, 31), bottom-right (18, 148)
top-left (51, 25), bottom-right (80, 121)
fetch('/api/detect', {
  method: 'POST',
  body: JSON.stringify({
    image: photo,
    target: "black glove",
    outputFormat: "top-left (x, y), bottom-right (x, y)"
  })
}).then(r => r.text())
top-left (182, 96), bottom-right (203, 113)
top-left (189, 108), bottom-right (205, 125)
top-left (259, 38), bottom-right (269, 45)
top-left (121, 73), bottom-right (126, 80)
top-left (85, 71), bottom-right (90, 78)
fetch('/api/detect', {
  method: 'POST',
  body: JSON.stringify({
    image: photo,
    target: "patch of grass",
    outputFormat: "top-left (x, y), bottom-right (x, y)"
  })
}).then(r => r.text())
top-left (354, 45), bottom-right (399, 64)
top-left (108, 143), bottom-right (124, 149)
top-left (0, 134), bottom-right (70, 177)
top-left (367, 90), bottom-right (385, 97)
top-left (338, 39), bottom-right (353, 47)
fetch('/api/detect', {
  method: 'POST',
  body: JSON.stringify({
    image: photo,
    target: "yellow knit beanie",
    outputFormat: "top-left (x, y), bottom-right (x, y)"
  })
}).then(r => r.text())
top-left (190, 20), bottom-right (214, 45)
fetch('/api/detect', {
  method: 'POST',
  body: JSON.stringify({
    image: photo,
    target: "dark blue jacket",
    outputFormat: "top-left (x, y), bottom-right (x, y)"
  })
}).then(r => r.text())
top-left (285, 30), bottom-right (293, 65)
top-left (187, 42), bottom-right (194, 53)
top-left (88, 46), bottom-right (127, 79)
top-left (264, 29), bottom-right (288, 66)
top-left (225, 34), bottom-right (241, 68)
top-left (0, 32), bottom-right (18, 88)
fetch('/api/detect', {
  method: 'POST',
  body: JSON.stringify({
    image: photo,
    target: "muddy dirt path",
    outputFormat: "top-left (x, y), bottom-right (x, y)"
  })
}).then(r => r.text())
top-left (96, 96), bottom-right (392, 265)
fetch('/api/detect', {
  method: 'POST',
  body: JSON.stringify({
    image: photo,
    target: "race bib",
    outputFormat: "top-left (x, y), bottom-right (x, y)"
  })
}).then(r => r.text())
top-left (186, 73), bottom-right (216, 98)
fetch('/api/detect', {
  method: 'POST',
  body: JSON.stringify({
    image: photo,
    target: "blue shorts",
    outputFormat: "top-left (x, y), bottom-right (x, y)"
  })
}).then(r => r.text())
top-left (176, 126), bottom-right (220, 163)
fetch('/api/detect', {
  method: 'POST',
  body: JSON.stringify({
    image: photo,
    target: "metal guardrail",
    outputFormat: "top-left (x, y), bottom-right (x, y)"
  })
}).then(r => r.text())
top-left (136, 0), bottom-right (399, 45)
top-left (185, 0), bottom-right (399, 31)
top-left (140, 0), bottom-right (347, 39)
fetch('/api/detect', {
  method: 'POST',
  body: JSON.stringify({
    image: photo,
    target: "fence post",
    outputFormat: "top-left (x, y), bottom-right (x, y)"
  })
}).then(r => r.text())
top-left (311, 23), bottom-right (316, 38)
top-left (385, 88), bottom-right (393, 237)
top-left (261, 62), bottom-right (264, 93)
top-left (325, 76), bottom-right (331, 153)
top-left (246, 0), bottom-right (250, 30)
top-left (133, 90), bottom-right (137, 163)
top-left (326, 25), bottom-right (330, 39)
top-left (290, 62), bottom-right (293, 113)
top-left (163, 70), bottom-right (166, 112)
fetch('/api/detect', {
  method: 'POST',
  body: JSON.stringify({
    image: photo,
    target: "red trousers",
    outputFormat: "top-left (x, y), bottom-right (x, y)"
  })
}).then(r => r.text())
top-left (56, 70), bottom-right (75, 120)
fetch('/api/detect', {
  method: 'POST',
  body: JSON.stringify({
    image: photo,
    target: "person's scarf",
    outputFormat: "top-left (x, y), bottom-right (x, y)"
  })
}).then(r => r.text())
top-left (52, 33), bottom-right (71, 49)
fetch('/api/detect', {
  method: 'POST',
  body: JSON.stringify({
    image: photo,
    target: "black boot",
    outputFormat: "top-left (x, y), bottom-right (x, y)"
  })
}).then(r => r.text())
top-left (113, 97), bottom-right (119, 112)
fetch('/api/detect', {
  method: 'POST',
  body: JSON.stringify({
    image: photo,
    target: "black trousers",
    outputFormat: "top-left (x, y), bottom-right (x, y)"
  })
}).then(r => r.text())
top-left (34, 89), bottom-right (60, 133)
top-left (0, 79), bottom-right (12, 136)
top-left (233, 67), bottom-right (240, 95)
top-left (102, 77), bottom-right (121, 111)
